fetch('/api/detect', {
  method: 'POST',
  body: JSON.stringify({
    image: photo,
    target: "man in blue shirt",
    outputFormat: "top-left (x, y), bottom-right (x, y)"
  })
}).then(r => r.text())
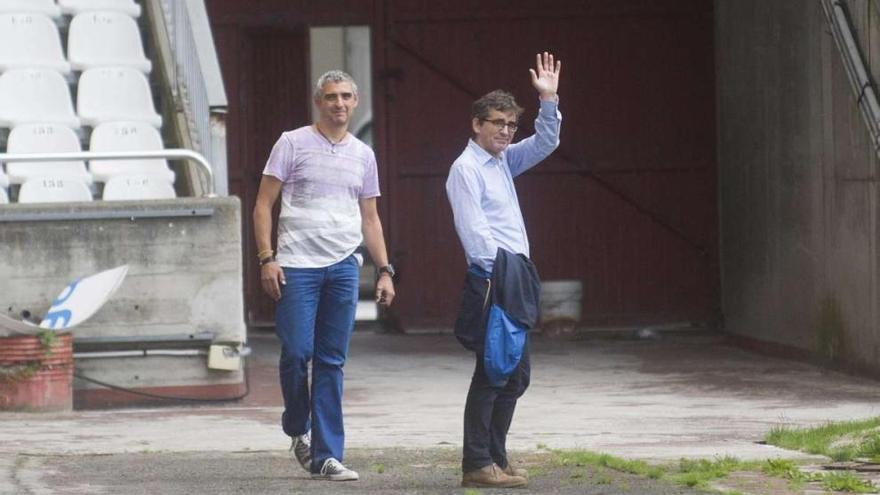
top-left (446, 52), bottom-right (562, 488)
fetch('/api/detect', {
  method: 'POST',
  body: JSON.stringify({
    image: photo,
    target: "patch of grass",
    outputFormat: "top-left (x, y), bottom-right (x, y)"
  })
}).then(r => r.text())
top-left (675, 471), bottom-right (704, 488)
top-left (855, 432), bottom-right (880, 460)
top-left (761, 458), bottom-right (806, 482)
top-left (594, 473), bottom-right (611, 484)
top-left (551, 450), bottom-right (664, 479)
top-left (38, 329), bottom-right (57, 353)
top-left (765, 417), bottom-right (880, 460)
top-left (373, 463), bottom-right (385, 474)
top-left (549, 448), bottom-right (760, 491)
top-left (668, 456), bottom-right (758, 489)
top-left (463, 489), bottom-right (482, 495)
top-left (548, 448), bottom-right (880, 494)
top-left (759, 458), bottom-right (821, 490)
top-left (821, 471), bottom-right (876, 493)
top-left (760, 457), bottom-right (877, 493)
top-left (0, 361), bottom-right (41, 384)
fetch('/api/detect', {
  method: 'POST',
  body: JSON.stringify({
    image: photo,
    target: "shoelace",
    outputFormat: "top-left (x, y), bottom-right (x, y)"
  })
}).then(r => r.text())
top-left (321, 459), bottom-right (343, 475)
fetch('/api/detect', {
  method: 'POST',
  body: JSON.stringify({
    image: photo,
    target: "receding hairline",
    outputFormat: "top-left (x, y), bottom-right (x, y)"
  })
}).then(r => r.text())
top-left (313, 70), bottom-right (358, 99)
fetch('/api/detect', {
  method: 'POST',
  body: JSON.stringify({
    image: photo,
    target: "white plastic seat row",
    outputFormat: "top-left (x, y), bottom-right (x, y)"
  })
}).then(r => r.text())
top-left (89, 121), bottom-right (174, 183)
top-left (0, 67), bottom-right (161, 129)
top-left (69, 11), bottom-right (151, 72)
top-left (103, 174), bottom-right (176, 200)
top-left (4, 123), bottom-right (91, 184)
top-left (13, 174), bottom-right (174, 203)
top-left (60, 0), bottom-right (141, 17)
top-left (0, 0), bottom-right (142, 18)
top-left (0, 13), bottom-right (70, 74)
top-left (0, 11), bottom-right (150, 74)
top-left (18, 176), bottom-right (92, 203)
top-left (0, 0), bottom-right (60, 19)
top-left (0, 122), bottom-right (174, 184)
top-left (0, 68), bottom-right (79, 127)
top-left (78, 68), bottom-right (162, 127)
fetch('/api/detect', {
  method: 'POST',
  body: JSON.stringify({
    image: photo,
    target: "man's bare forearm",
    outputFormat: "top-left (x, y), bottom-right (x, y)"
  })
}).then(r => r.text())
top-left (253, 204), bottom-right (274, 254)
top-left (362, 217), bottom-right (389, 267)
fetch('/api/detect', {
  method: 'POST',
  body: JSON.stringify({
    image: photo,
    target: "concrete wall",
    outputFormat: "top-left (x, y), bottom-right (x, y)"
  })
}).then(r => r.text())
top-left (0, 197), bottom-right (246, 399)
top-left (716, 0), bottom-right (880, 371)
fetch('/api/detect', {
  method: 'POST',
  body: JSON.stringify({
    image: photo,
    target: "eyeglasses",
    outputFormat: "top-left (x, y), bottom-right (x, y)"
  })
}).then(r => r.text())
top-left (480, 119), bottom-right (518, 132)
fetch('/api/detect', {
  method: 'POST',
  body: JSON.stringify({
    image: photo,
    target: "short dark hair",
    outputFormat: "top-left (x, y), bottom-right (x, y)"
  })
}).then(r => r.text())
top-left (314, 70), bottom-right (358, 99)
top-left (471, 90), bottom-right (524, 121)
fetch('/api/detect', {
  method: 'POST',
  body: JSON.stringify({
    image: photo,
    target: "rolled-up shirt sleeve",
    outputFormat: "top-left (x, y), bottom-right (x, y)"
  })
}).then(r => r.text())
top-left (446, 161), bottom-right (498, 272)
top-left (507, 98), bottom-right (562, 178)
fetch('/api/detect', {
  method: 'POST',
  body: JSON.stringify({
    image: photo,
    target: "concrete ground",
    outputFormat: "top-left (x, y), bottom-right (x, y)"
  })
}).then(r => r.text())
top-left (2, 330), bottom-right (880, 494)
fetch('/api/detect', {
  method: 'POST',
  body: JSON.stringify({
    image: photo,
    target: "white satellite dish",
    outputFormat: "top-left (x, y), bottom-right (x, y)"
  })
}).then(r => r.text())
top-left (0, 265), bottom-right (128, 336)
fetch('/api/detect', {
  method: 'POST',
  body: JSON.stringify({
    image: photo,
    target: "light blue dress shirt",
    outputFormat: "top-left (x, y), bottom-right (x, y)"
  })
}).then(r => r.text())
top-left (446, 99), bottom-right (562, 272)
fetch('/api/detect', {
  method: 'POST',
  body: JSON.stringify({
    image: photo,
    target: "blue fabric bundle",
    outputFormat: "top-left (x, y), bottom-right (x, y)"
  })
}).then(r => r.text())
top-left (482, 249), bottom-right (540, 387)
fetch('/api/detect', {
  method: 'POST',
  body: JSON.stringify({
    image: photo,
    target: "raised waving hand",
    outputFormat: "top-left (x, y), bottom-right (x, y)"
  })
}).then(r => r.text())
top-left (529, 51), bottom-right (561, 100)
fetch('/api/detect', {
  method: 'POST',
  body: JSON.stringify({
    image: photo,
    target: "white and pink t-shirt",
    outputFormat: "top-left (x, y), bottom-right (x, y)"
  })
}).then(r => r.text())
top-left (263, 126), bottom-right (380, 268)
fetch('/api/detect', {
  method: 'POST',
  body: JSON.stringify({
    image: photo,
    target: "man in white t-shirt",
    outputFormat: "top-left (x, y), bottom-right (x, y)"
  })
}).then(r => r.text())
top-left (252, 70), bottom-right (396, 482)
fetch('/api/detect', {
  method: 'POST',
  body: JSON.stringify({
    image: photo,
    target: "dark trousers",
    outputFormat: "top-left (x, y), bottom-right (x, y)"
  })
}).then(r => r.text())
top-left (462, 341), bottom-right (530, 472)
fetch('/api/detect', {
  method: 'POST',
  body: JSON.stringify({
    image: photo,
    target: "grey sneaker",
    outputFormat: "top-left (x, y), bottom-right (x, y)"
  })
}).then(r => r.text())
top-left (288, 433), bottom-right (311, 472)
top-left (311, 457), bottom-right (359, 481)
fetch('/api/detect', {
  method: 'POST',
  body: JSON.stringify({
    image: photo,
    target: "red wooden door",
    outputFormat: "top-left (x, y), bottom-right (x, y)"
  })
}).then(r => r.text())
top-left (214, 25), bottom-right (310, 326)
top-left (379, 0), bottom-right (718, 327)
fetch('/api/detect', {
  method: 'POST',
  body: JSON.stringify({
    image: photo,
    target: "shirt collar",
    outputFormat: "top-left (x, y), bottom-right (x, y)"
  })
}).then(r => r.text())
top-left (467, 139), bottom-right (503, 166)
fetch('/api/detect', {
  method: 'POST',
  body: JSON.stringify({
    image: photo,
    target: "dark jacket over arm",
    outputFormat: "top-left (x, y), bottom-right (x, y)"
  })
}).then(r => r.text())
top-left (454, 248), bottom-right (541, 386)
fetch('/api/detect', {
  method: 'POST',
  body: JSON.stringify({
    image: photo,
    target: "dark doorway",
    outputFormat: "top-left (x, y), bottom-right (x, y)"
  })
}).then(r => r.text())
top-left (209, 0), bottom-right (718, 331)
top-left (215, 26), bottom-right (310, 326)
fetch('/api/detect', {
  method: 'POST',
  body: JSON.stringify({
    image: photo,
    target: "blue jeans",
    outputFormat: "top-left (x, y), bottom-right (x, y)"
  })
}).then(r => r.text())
top-left (275, 255), bottom-right (359, 472)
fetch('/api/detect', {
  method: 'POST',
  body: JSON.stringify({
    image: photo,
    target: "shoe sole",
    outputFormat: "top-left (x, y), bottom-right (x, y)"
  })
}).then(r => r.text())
top-left (311, 474), bottom-right (359, 481)
top-left (461, 480), bottom-right (527, 488)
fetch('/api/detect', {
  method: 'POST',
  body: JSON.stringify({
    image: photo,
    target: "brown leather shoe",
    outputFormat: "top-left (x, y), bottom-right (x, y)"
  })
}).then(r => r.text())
top-left (503, 462), bottom-right (529, 479)
top-left (461, 463), bottom-right (528, 488)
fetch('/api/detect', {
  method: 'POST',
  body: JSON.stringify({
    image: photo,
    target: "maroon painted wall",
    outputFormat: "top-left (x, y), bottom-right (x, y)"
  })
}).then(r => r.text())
top-left (208, 0), bottom-right (718, 328)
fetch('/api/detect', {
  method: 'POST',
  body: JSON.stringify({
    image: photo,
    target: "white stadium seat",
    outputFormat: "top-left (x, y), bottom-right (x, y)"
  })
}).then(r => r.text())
top-left (18, 177), bottom-right (92, 203)
top-left (0, 68), bottom-right (80, 128)
top-left (77, 67), bottom-right (162, 128)
top-left (89, 121), bottom-right (174, 183)
top-left (68, 11), bottom-right (151, 73)
top-left (0, 186), bottom-right (8, 204)
top-left (0, 169), bottom-right (8, 188)
top-left (0, 14), bottom-right (71, 74)
top-left (5, 124), bottom-right (92, 185)
top-left (102, 174), bottom-right (176, 200)
top-left (0, 0), bottom-right (61, 19)
top-left (59, 0), bottom-right (141, 18)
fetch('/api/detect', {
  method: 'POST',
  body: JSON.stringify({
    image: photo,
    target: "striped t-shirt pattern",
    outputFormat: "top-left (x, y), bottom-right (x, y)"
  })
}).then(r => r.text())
top-left (263, 126), bottom-right (380, 268)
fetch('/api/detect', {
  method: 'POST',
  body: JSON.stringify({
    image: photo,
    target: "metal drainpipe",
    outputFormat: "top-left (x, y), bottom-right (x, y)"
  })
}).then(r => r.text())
top-left (820, 0), bottom-right (880, 159)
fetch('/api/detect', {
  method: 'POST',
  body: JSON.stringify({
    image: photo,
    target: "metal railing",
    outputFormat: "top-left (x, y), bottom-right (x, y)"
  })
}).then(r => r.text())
top-left (821, 0), bottom-right (880, 159)
top-left (155, 0), bottom-right (228, 195)
top-left (0, 150), bottom-right (216, 197)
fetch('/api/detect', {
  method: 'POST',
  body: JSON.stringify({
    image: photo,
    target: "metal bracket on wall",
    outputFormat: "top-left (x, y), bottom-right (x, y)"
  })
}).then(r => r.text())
top-left (0, 208), bottom-right (215, 223)
top-left (820, 0), bottom-right (880, 159)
